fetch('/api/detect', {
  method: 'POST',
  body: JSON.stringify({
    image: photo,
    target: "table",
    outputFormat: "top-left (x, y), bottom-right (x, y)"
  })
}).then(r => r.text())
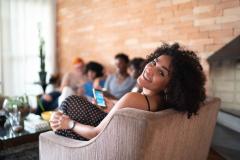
top-left (0, 125), bottom-right (44, 150)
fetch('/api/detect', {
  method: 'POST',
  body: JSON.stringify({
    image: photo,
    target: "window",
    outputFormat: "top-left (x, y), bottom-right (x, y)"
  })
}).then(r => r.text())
top-left (0, 43), bottom-right (2, 94)
top-left (0, 0), bottom-right (56, 96)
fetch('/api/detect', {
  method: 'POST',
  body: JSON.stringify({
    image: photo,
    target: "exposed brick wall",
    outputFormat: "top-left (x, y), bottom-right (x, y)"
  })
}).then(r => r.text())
top-left (56, 0), bottom-right (240, 88)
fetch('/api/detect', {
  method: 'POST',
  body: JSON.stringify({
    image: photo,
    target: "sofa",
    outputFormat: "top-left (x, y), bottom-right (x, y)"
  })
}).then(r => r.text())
top-left (39, 97), bottom-right (220, 160)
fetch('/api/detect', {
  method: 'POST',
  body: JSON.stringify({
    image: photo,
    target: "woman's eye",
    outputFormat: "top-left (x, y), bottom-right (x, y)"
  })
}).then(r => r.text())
top-left (157, 70), bottom-right (165, 76)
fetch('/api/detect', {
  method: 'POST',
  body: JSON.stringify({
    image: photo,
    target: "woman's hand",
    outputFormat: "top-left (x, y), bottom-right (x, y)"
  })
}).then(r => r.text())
top-left (104, 97), bottom-right (115, 109)
top-left (49, 111), bottom-right (62, 131)
top-left (91, 96), bottom-right (115, 113)
top-left (103, 97), bottom-right (117, 113)
top-left (50, 111), bottom-right (72, 131)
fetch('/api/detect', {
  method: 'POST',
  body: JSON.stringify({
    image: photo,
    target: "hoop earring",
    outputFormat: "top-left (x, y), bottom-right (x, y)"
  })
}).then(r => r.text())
top-left (164, 89), bottom-right (168, 102)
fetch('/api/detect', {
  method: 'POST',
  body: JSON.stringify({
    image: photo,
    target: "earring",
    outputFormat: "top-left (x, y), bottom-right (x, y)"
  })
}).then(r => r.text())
top-left (164, 89), bottom-right (168, 102)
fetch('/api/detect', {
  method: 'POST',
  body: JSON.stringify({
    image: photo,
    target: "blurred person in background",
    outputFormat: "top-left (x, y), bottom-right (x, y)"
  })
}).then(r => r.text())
top-left (35, 73), bottom-right (61, 115)
top-left (58, 57), bottom-right (86, 105)
top-left (81, 61), bottom-right (105, 99)
top-left (127, 57), bottom-right (146, 93)
top-left (103, 53), bottom-right (136, 99)
top-left (60, 57), bottom-right (86, 92)
top-left (95, 57), bottom-right (146, 113)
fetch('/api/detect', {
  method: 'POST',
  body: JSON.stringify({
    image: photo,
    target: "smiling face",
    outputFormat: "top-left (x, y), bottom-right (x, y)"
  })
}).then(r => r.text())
top-left (137, 55), bottom-right (172, 94)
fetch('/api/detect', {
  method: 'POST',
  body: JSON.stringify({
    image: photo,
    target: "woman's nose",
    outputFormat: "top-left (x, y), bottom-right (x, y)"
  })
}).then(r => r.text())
top-left (145, 66), bottom-right (154, 76)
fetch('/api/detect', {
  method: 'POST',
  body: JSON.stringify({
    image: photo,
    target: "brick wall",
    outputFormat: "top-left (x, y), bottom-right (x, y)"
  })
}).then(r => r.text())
top-left (56, 0), bottom-right (240, 82)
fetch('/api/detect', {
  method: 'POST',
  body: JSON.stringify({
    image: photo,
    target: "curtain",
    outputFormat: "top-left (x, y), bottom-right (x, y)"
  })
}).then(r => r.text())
top-left (0, 0), bottom-right (56, 96)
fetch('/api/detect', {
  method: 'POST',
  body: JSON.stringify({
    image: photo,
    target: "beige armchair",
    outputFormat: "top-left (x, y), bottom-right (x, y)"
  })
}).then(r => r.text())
top-left (39, 97), bottom-right (220, 160)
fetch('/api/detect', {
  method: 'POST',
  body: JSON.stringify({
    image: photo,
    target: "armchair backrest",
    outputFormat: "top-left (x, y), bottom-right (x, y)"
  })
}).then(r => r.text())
top-left (141, 97), bottom-right (220, 160)
top-left (92, 97), bottom-right (220, 160)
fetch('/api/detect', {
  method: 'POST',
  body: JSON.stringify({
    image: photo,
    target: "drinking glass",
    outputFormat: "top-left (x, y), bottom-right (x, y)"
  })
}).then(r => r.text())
top-left (8, 105), bottom-right (23, 132)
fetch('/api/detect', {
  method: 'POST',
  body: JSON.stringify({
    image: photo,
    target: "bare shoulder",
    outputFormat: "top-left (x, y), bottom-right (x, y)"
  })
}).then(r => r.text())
top-left (116, 92), bottom-right (149, 111)
top-left (120, 92), bottom-right (144, 101)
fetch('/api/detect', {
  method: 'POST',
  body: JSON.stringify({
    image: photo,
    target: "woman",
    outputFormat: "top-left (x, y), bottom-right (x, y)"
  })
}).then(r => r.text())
top-left (60, 57), bottom-right (86, 92)
top-left (58, 57), bottom-right (86, 106)
top-left (81, 61), bottom-right (105, 98)
top-left (50, 43), bottom-right (206, 140)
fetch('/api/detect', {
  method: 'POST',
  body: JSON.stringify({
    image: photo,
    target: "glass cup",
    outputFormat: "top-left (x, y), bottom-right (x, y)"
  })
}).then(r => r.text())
top-left (8, 106), bottom-right (23, 132)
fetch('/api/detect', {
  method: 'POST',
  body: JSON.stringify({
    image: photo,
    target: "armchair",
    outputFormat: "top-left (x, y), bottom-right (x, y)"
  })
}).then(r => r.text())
top-left (39, 97), bottom-right (220, 160)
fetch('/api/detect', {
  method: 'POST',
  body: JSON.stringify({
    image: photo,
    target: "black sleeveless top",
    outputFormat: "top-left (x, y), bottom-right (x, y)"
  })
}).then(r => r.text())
top-left (143, 94), bottom-right (151, 111)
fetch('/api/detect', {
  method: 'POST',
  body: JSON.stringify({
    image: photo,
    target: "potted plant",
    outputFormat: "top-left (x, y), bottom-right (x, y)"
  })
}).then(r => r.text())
top-left (38, 25), bottom-right (47, 93)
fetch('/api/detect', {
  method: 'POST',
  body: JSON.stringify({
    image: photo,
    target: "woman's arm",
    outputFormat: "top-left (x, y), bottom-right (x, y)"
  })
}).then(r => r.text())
top-left (60, 73), bottom-right (70, 91)
top-left (95, 92), bottom-right (147, 134)
top-left (92, 97), bottom-right (117, 113)
top-left (50, 92), bottom-right (147, 140)
top-left (50, 111), bottom-right (99, 139)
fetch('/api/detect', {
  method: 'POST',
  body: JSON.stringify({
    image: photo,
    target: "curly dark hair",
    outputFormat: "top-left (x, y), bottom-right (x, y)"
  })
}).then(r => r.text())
top-left (146, 43), bottom-right (206, 118)
top-left (84, 61), bottom-right (104, 78)
top-left (128, 57), bottom-right (146, 79)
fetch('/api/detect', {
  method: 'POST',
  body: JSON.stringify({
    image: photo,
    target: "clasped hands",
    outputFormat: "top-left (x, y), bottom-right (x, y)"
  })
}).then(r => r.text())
top-left (49, 96), bottom-right (116, 131)
top-left (49, 111), bottom-right (73, 131)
